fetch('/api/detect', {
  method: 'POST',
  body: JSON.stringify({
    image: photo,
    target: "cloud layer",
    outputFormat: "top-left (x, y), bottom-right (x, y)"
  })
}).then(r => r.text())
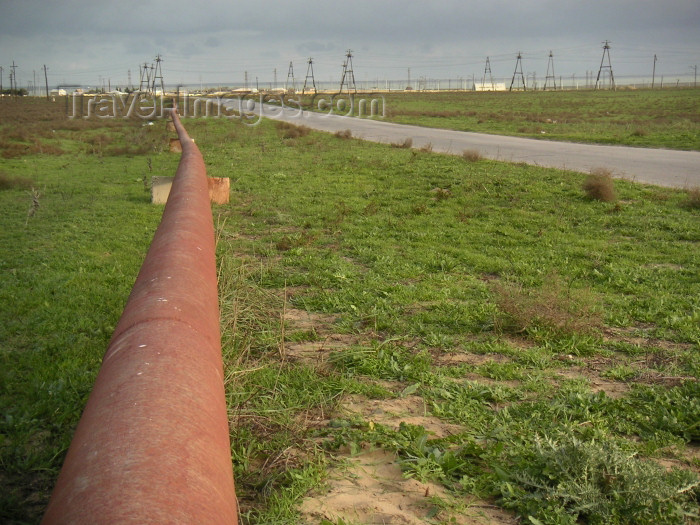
top-left (1, 0), bottom-right (698, 87)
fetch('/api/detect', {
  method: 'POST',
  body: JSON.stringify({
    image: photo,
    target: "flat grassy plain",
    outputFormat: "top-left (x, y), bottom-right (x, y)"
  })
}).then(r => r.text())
top-left (300, 88), bottom-right (700, 150)
top-left (1, 97), bottom-right (699, 524)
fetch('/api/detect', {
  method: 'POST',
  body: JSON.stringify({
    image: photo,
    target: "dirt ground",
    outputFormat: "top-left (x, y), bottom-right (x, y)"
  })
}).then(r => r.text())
top-left (283, 307), bottom-right (518, 524)
top-left (282, 305), bottom-right (697, 524)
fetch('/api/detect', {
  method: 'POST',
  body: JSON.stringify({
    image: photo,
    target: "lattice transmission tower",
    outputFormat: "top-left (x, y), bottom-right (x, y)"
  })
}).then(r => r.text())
top-left (481, 57), bottom-right (495, 91)
top-left (302, 57), bottom-right (317, 94)
top-left (285, 61), bottom-right (295, 92)
top-left (338, 49), bottom-right (357, 93)
top-left (595, 40), bottom-right (616, 90)
top-left (151, 54), bottom-right (165, 94)
top-left (544, 51), bottom-right (557, 90)
top-left (509, 52), bottom-right (526, 91)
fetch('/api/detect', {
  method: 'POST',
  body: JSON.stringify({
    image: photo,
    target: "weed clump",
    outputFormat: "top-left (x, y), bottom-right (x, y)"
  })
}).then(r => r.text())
top-left (430, 187), bottom-right (451, 201)
top-left (492, 273), bottom-right (602, 337)
top-left (500, 435), bottom-right (700, 525)
top-left (583, 168), bottom-right (617, 202)
top-left (684, 187), bottom-right (700, 209)
top-left (391, 137), bottom-right (413, 149)
top-left (334, 129), bottom-right (352, 139)
top-left (276, 121), bottom-right (311, 139)
top-left (462, 149), bottom-right (482, 162)
top-left (0, 172), bottom-right (33, 190)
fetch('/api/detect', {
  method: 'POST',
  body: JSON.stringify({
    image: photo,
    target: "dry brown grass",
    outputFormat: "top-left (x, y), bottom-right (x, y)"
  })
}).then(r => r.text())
top-left (0, 140), bottom-right (65, 159)
top-left (275, 121), bottom-right (311, 139)
top-left (685, 187), bottom-right (700, 209)
top-left (462, 149), bottom-right (482, 162)
top-left (492, 273), bottom-right (603, 337)
top-left (419, 142), bottom-right (433, 153)
top-left (0, 172), bottom-right (34, 190)
top-left (391, 137), bottom-right (413, 149)
top-left (430, 187), bottom-right (451, 200)
top-left (334, 129), bottom-right (352, 139)
top-left (583, 168), bottom-right (617, 202)
top-left (0, 97), bottom-right (154, 159)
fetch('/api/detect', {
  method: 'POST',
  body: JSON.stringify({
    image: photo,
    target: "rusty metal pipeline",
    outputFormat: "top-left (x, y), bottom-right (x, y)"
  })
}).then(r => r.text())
top-left (42, 109), bottom-right (238, 524)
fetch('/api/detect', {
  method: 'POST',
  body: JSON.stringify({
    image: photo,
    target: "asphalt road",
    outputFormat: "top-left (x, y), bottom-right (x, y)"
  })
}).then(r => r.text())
top-left (223, 99), bottom-right (700, 189)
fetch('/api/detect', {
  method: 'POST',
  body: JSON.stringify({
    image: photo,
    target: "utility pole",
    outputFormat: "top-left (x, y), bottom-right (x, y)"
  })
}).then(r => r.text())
top-left (11, 61), bottom-right (18, 95)
top-left (482, 57), bottom-right (495, 91)
top-left (138, 62), bottom-right (150, 92)
top-left (652, 54), bottom-right (657, 89)
top-left (301, 57), bottom-right (317, 94)
top-left (407, 67), bottom-right (411, 90)
top-left (544, 51), bottom-right (557, 90)
top-left (43, 64), bottom-right (49, 100)
top-left (691, 65), bottom-right (697, 88)
top-left (244, 70), bottom-right (248, 90)
top-left (595, 40), bottom-right (615, 90)
top-left (151, 54), bottom-right (164, 94)
top-left (0, 66), bottom-right (3, 93)
top-left (285, 61), bottom-right (295, 92)
top-left (273, 68), bottom-right (277, 90)
top-left (509, 52), bottom-right (526, 91)
top-left (338, 49), bottom-right (357, 93)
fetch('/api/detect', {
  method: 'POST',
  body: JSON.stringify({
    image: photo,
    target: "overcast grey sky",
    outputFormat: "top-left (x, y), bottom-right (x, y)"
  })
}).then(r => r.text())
top-left (1, 0), bottom-right (698, 89)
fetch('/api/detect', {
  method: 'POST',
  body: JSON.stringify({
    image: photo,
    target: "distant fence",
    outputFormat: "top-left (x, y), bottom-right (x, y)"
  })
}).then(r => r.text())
top-left (174, 74), bottom-right (697, 93)
top-left (42, 109), bottom-right (238, 524)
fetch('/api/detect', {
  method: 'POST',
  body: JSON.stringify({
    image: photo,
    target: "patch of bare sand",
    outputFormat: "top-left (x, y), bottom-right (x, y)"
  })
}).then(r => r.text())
top-left (282, 308), bottom-right (359, 366)
top-left (284, 307), bottom-right (339, 331)
top-left (341, 394), bottom-right (464, 439)
top-left (300, 448), bottom-right (515, 525)
top-left (603, 327), bottom-right (694, 353)
top-left (300, 393), bottom-right (516, 524)
top-left (554, 367), bottom-right (630, 399)
top-left (432, 352), bottom-right (512, 367)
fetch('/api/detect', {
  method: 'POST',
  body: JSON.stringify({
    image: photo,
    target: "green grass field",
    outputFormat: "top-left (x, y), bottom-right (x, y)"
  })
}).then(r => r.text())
top-left (1, 97), bottom-right (698, 524)
top-left (296, 88), bottom-right (700, 150)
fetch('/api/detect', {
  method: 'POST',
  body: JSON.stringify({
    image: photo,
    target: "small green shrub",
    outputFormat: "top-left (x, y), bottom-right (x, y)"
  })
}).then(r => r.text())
top-left (498, 435), bottom-right (700, 525)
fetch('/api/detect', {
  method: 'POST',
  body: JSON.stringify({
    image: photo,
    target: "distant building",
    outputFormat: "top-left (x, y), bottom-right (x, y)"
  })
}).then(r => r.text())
top-left (50, 88), bottom-right (67, 96)
top-left (473, 82), bottom-right (507, 91)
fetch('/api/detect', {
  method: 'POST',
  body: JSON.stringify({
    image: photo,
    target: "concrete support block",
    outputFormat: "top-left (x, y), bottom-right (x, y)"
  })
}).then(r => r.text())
top-left (151, 176), bottom-right (174, 204)
top-left (208, 177), bottom-right (230, 204)
top-left (151, 176), bottom-right (230, 205)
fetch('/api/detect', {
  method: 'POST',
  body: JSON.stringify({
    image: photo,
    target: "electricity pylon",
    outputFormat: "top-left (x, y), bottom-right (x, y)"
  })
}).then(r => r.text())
top-left (285, 61), bottom-right (295, 92)
top-left (509, 52), bottom-right (526, 91)
top-left (338, 49), bottom-right (357, 93)
top-left (301, 57), bottom-right (317, 94)
top-left (481, 57), bottom-right (495, 91)
top-left (595, 40), bottom-right (616, 90)
top-left (151, 54), bottom-right (165, 94)
top-left (544, 51), bottom-right (557, 90)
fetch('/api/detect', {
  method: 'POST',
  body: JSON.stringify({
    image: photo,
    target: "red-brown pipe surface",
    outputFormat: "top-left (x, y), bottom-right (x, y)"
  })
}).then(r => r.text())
top-left (42, 110), bottom-right (238, 524)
